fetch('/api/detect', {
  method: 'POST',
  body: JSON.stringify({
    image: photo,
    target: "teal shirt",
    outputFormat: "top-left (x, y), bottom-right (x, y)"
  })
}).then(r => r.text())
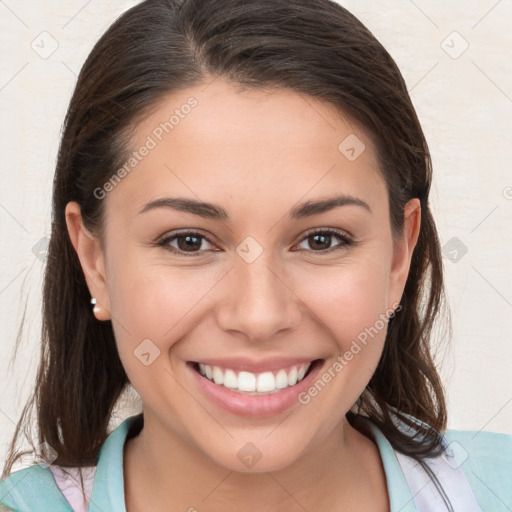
top-left (1, 413), bottom-right (511, 511)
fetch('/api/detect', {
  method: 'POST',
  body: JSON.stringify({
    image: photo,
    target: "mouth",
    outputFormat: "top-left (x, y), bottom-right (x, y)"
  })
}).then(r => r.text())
top-left (186, 358), bottom-right (325, 417)
top-left (189, 359), bottom-right (321, 396)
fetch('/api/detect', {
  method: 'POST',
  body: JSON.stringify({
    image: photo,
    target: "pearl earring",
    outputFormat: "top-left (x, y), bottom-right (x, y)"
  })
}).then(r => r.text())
top-left (90, 297), bottom-right (101, 314)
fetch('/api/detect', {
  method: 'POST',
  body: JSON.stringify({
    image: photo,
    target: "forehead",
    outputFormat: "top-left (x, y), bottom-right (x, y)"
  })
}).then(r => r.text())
top-left (109, 78), bottom-right (385, 215)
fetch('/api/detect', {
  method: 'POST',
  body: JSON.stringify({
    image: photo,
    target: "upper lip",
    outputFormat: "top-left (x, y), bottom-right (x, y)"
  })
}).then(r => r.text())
top-left (190, 357), bottom-right (321, 373)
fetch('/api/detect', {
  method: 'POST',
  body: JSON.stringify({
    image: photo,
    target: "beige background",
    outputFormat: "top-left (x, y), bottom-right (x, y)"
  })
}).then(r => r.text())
top-left (1, 0), bottom-right (511, 467)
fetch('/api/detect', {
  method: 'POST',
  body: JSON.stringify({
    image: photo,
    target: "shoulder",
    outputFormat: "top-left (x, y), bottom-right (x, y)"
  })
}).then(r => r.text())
top-left (359, 411), bottom-right (512, 511)
top-left (0, 463), bottom-right (73, 511)
top-left (443, 426), bottom-right (512, 470)
top-left (442, 427), bottom-right (512, 510)
top-left (0, 414), bottom-right (142, 512)
top-left (443, 425), bottom-right (512, 456)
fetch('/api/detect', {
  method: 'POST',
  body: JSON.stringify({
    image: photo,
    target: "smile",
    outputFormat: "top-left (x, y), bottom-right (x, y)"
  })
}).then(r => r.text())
top-left (194, 361), bottom-right (313, 395)
top-left (187, 358), bottom-right (324, 417)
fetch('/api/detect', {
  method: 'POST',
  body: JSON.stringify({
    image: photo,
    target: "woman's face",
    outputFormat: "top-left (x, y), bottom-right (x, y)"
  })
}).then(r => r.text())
top-left (67, 78), bottom-right (419, 472)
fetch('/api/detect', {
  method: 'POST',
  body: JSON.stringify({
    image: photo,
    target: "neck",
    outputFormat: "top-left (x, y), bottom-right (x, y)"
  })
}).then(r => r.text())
top-left (123, 409), bottom-right (388, 512)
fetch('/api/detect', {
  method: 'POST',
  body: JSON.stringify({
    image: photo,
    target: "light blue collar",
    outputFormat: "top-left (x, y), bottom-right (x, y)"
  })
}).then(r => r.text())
top-left (87, 412), bottom-right (419, 512)
top-left (87, 414), bottom-right (141, 512)
top-left (356, 415), bottom-right (418, 512)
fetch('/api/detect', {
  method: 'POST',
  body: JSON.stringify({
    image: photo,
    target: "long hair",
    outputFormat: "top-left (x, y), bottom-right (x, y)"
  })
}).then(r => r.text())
top-left (3, 0), bottom-right (449, 479)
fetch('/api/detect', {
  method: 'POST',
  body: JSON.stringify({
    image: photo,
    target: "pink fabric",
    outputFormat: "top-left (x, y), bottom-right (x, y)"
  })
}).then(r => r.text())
top-left (49, 465), bottom-right (97, 512)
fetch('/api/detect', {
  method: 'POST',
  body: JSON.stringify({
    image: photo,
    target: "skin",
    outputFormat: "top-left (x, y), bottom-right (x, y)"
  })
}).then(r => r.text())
top-left (66, 77), bottom-right (421, 512)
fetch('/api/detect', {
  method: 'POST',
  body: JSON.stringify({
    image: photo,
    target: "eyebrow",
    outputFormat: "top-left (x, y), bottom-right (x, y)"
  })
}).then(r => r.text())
top-left (138, 194), bottom-right (371, 220)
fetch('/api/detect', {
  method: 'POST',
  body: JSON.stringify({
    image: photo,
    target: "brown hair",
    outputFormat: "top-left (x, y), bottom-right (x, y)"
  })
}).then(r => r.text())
top-left (3, 0), bottom-right (449, 480)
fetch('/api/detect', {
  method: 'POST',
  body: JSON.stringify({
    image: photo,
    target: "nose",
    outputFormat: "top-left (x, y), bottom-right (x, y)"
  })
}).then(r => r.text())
top-left (216, 251), bottom-right (303, 343)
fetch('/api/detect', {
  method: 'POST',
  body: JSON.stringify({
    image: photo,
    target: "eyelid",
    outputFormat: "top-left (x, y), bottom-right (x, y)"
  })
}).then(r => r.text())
top-left (292, 227), bottom-right (354, 253)
top-left (156, 227), bottom-right (355, 256)
top-left (155, 229), bottom-right (218, 253)
top-left (299, 226), bottom-right (353, 242)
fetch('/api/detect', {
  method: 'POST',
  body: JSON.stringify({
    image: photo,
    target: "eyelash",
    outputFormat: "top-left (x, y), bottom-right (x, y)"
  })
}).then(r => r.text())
top-left (155, 228), bottom-right (355, 257)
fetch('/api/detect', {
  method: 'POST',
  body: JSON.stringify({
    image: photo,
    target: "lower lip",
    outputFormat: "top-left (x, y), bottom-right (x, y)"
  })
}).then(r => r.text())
top-left (187, 360), bottom-right (324, 417)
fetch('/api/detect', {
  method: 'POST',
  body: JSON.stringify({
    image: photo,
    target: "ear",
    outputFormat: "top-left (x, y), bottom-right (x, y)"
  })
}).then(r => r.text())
top-left (65, 201), bottom-right (111, 321)
top-left (387, 198), bottom-right (421, 311)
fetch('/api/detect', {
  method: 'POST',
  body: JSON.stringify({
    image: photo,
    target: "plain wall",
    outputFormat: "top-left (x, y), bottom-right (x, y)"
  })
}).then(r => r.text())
top-left (1, 0), bottom-right (511, 468)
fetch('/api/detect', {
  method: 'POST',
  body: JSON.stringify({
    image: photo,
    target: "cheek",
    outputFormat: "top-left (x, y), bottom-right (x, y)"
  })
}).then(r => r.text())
top-left (291, 259), bottom-right (393, 420)
top-left (295, 254), bottom-right (392, 344)
top-left (106, 250), bottom-right (225, 366)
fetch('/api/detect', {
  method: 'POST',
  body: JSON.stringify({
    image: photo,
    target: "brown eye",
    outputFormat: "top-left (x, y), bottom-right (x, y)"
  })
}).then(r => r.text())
top-left (295, 229), bottom-right (353, 253)
top-left (307, 233), bottom-right (333, 251)
top-left (157, 231), bottom-right (216, 256)
top-left (175, 234), bottom-right (203, 252)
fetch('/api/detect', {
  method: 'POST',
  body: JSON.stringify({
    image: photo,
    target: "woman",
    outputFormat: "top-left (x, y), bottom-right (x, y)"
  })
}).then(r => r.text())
top-left (1, 0), bottom-right (511, 511)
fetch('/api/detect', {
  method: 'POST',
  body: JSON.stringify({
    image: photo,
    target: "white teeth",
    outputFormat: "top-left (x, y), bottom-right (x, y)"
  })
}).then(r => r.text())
top-left (297, 365), bottom-right (307, 381)
top-left (212, 366), bottom-right (224, 385)
top-left (287, 367), bottom-right (298, 386)
top-left (196, 362), bottom-right (313, 394)
top-left (224, 369), bottom-right (238, 388)
top-left (275, 369), bottom-right (289, 389)
top-left (257, 372), bottom-right (276, 392)
top-left (238, 371), bottom-right (256, 392)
